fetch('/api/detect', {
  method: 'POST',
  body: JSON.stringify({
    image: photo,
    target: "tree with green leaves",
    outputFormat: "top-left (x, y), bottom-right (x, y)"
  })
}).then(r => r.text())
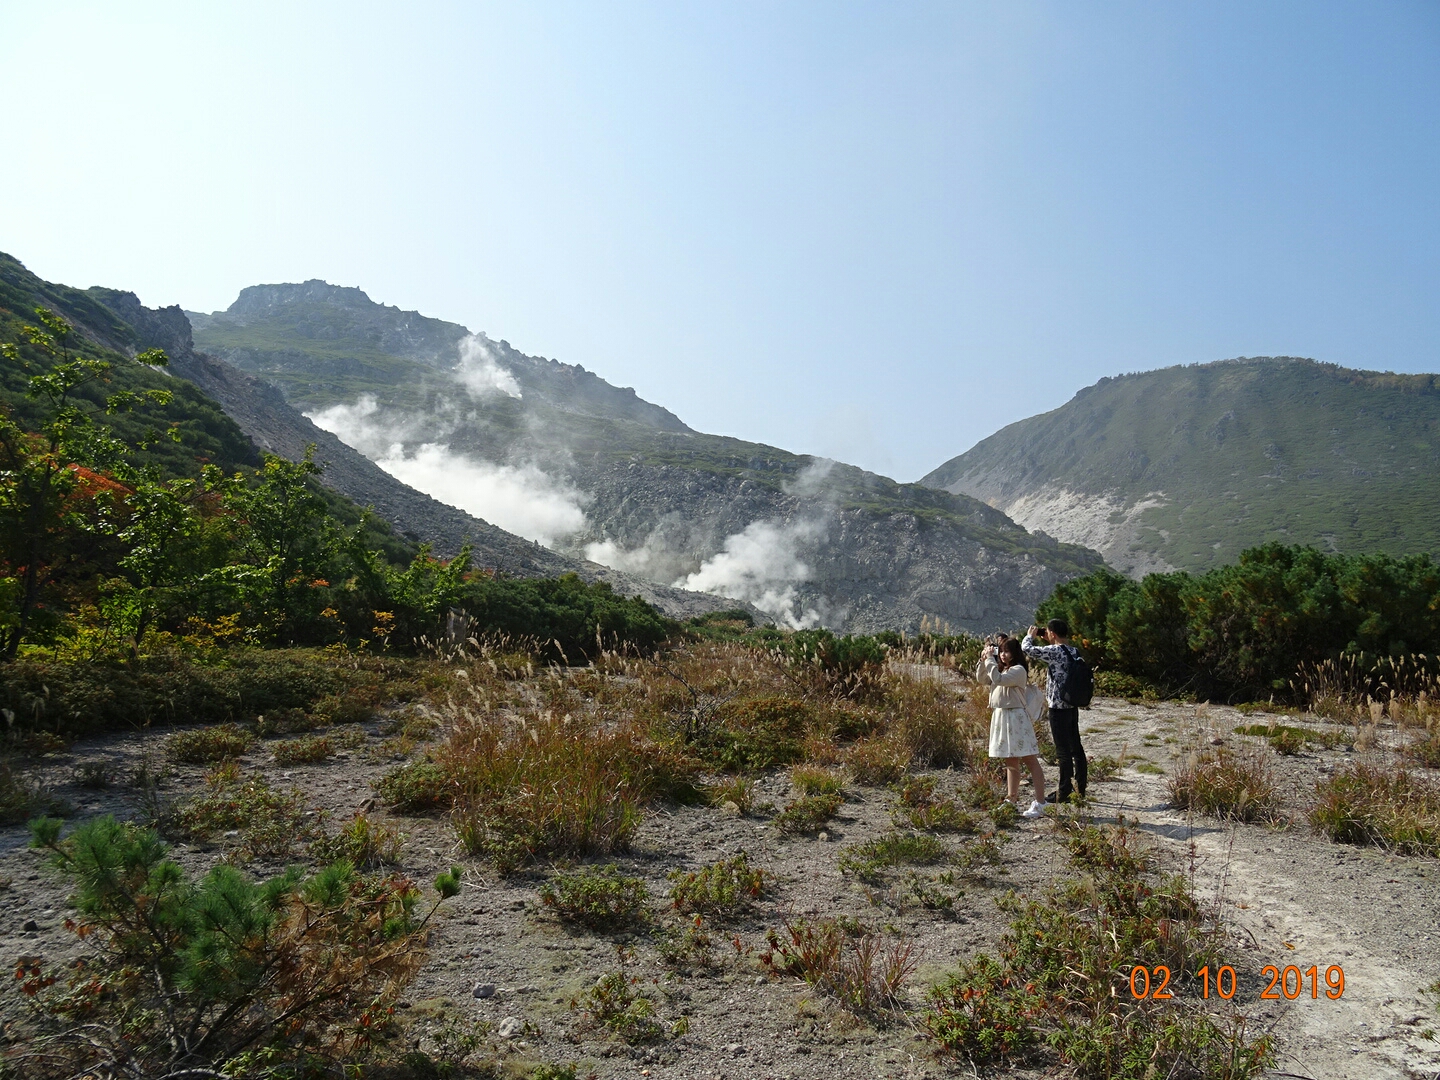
top-left (0, 309), bottom-right (169, 658)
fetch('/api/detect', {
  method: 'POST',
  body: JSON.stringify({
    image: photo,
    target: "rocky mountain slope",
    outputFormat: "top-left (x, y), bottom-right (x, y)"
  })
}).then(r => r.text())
top-left (921, 357), bottom-right (1440, 576)
top-left (0, 252), bottom-right (748, 620)
top-left (191, 282), bottom-right (1104, 632)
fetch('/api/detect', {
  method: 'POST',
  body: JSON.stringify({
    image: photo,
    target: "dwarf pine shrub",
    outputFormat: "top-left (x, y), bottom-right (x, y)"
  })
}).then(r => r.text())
top-left (13, 816), bottom-right (459, 1080)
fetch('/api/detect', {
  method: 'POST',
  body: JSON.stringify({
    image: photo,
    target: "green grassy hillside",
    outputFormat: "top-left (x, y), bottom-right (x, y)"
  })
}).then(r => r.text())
top-left (922, 357), bottom-right (1440, 573)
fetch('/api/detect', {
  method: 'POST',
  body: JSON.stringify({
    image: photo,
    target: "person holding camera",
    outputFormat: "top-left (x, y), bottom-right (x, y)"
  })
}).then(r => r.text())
top-left (975, 636), bottom-right (1046, 819)
top-left (1024, 618), bottom-right (1088, 803)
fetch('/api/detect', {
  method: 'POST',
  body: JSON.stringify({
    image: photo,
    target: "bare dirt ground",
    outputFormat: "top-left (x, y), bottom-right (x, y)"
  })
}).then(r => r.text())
top-left (3, 691), bottom-right (1439, 1079)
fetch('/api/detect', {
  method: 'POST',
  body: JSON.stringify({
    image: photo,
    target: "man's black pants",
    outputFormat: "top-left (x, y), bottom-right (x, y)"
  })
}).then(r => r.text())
top-left (1048, 707), bottom-right (1087, 800)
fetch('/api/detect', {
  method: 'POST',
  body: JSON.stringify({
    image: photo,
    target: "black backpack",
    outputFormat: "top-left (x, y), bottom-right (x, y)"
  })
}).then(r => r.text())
top-left (1057, 646), bottom-right (1094, 709)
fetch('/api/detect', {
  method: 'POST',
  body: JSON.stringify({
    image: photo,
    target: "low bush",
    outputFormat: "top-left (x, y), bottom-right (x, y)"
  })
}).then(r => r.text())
top-left (772, 792), bottom-right (842, 834)
top-left (580, 971), bottom-right (664, 1043)
top-left (1088, 754), bottom-right (1122, 782)
top-left (924, 821), bottom-right (1273, 1077)
top-left (1093, 670), bottom-right (1164, 701)
top-left (540, 865), bottom-right (650, 932)
top-left (656, 914), bottom-right (718, 970)
top-left (1233, 722), bottom-right (1344, 753)
top-left (760, 917), bottom-right (917, 1013)
top-left (892, 775), bottom-right (979, 832)
top-left (668, 852), bottom-right (771, 918)
top-left (271, 734), bottom-right (335, 765)
top-left (166, 723), bottom-right (255, 764)
top-left (705, 774), bottom-right (755, 813)
top-left (0, 649), bottom-right (402, 739)
top-left (789, 764), bottom-right (844, 796)
top-left (174, 763), bottom-right (315, 860)
top-left (1168, 748), bottom-right (1280, 823)
top-left (1309, 763), bottom-right (1440, 857)
top-left (310, 811), bottom-right (405, 868)
top-left (14, 815), bottom-right (459, 1080)
top-left (839, 831), bottom-right (950, 884)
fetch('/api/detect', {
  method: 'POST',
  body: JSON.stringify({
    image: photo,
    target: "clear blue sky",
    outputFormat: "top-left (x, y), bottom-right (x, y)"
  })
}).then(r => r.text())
top-left (2, 1), bottom-right (1437, 481)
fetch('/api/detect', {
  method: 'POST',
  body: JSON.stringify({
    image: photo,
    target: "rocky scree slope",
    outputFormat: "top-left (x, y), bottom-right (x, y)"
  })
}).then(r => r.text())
top-left (191, 282), bottom-right (1103, 633)
top-left (922, 357), bottom-right (1440, 577)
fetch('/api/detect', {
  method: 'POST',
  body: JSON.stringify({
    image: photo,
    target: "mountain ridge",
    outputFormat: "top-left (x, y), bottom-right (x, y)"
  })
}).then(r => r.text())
top-left (921, 356), bottom-right (1440, 575)
top-left (190, 279), bottom-right (1105, 633)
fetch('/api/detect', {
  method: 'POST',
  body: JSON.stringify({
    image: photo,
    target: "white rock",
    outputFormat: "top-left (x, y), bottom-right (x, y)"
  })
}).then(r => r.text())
top-left (497, 1016), bottom-right (524, 1039)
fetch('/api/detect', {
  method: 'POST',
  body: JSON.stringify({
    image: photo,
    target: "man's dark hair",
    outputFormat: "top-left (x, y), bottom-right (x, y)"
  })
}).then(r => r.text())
top-left (1047, 618), bottom-right (1070, 639)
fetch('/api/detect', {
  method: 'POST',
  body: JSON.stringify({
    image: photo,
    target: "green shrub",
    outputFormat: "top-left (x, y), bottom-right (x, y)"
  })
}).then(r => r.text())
top-left (166, 723), bottom-right (255, 764)
top-left (539, 865), bottom-right (650, 931)
top-left (1233, 722), bottom-right (1344, 752)
top-left (17, 815), bottom-right (458, 1080)
top-left (772, 792), bottom-right (842, 834)
top-left (839, 831), bottom-right (950, 883)
top-left (580, 971), bottom-right (663, 1043)
top-left (1309, 763), bottom-right (1440, 856)
top-left (924, 821), bottom-right (1273, 1078)
top-left (668, 852), bottom-right (771, 917)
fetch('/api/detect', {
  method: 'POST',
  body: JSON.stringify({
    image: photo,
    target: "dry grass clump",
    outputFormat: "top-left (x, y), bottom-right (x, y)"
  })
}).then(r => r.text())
top-left (760, 917), bottom-right (918, 1013)
top-left (1168, 747), bottom-right (1281, 822)
top-left (705, 774), bottom-right (756, 813)
top-left (309, 811), bottom-right (405, 868)
top-left (842, 736), bottom-right (909, 786)
top-left (1310, 763), bottom-right (1440, 856)
top-left (0, 759), bottom-right (70, 825)
top-left (449, 710), bottom-right (695, 872)
top-left (887, 673), bottom-right (976, 767)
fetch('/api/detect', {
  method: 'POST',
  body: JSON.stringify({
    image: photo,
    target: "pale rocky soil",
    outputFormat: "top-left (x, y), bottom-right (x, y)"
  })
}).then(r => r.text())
top-left (3, 691), bottom-right (1439, 1079)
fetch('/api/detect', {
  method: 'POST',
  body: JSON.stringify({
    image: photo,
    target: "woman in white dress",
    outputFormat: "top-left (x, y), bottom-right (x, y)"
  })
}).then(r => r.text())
top-left (975, 637), bottom-right (1047, 819)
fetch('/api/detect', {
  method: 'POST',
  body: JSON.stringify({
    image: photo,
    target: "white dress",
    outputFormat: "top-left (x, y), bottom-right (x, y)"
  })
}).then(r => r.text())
top-left (976, 656), bottom-right (1041, 759)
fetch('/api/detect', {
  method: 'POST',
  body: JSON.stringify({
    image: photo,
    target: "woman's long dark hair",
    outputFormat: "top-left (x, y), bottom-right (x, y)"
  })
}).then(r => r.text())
top-left (1000, 637), bottom-right (1028, 672)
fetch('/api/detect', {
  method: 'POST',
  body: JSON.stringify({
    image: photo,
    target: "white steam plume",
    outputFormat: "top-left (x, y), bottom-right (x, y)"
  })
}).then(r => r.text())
top-left (375, 446), bottom-right (586, 547)
top-left (306, 394), bottom-right (587, 548)
top-left (676, 518), bottom-right (825, 629)
top-left (456, 334), bottom-right (522, 400)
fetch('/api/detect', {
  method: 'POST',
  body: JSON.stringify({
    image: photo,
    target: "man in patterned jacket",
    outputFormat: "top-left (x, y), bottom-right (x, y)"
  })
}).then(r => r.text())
top-left (1023, 618), bottom-right (1088, 803)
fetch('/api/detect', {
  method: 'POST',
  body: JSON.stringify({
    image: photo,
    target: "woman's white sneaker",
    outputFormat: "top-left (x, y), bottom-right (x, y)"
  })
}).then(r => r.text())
top-left (1022, 800), bottom-right (1045, 819)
